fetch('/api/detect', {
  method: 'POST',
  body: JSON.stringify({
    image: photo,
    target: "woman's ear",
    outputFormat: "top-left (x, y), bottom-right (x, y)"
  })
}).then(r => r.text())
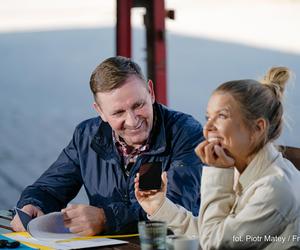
top-left (249, 118), bottom-right (267, 151)
top-left (254, 118), bottom-right (267, 137)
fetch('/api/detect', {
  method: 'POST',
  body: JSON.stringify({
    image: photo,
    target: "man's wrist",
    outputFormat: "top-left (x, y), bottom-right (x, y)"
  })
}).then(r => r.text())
top-left (99, 208), bottom-right (107, 231)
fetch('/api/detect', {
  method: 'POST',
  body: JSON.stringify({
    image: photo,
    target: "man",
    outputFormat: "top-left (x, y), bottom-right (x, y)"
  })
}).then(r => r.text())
top-left (11, 56), bottom-right (203, 235)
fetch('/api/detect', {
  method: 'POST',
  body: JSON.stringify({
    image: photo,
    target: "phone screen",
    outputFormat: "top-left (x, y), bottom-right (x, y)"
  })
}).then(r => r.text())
top-left (138, 162), bottom-right (162, 191)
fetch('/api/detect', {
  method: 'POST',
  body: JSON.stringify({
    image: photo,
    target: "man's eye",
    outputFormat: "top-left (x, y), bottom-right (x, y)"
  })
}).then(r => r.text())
top-left (113, 111), bottom-right (123, 116)
top-left (135, 102), bottom-right (144, 109)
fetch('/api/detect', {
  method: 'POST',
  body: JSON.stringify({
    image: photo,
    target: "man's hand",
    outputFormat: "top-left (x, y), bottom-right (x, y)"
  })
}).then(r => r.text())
top-left (10, 204), bottom-right (44, 232)
top-left (195, 140), bottom-right (235, 168)
top-left (134, 172), bottom-right (167, 216)
top-left (62, 204), bottom-right (106, 236)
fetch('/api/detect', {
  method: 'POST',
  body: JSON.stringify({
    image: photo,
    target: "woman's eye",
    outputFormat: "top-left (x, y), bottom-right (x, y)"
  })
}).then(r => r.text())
top-left (218, 113), bottom-right (227, 119)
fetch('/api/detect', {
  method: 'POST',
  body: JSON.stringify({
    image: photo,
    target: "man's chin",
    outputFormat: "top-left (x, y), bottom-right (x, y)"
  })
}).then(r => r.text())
top-left (124, 135), bottom-right (148, 147)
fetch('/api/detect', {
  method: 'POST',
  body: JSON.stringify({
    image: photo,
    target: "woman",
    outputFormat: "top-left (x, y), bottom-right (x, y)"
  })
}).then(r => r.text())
top-left (135, 67), bottom-right (300, 250)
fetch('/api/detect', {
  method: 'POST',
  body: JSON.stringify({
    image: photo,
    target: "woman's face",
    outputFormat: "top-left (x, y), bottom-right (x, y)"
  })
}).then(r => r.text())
top-left (204, 92), bottom-right (254, 168)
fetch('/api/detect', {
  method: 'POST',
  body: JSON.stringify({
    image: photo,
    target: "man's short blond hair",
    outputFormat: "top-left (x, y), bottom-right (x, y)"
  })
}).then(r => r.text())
top-left (90, 56), bottom-right (146, 95)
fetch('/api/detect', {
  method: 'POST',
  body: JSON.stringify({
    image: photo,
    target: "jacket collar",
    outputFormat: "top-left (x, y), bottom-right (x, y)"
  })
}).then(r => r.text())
top-left (238, 143), bottom-right (280, 192)
top-left (91, 102), bottom-right (167, 159)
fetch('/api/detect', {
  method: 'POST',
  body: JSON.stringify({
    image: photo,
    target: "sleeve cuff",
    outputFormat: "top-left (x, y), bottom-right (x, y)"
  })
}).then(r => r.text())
top-left (17, 199), bottom-right (45, 213)
top-left (148, 198), bottom-right (180, 223)
top-left (101, 205), bottom-right (116, 234)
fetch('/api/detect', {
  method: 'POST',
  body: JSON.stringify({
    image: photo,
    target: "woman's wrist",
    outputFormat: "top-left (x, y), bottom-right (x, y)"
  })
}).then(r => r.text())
top-left (147, 197), bottom-right (166, 217)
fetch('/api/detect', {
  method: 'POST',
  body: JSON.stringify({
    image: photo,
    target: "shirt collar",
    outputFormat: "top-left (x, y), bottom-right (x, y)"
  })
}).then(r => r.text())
top-left (113, 131), bottom-right (149, 157)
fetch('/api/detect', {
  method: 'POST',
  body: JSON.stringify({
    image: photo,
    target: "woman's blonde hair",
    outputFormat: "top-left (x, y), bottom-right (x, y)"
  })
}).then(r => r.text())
top-left (214, 66), bottom-right (290, 155)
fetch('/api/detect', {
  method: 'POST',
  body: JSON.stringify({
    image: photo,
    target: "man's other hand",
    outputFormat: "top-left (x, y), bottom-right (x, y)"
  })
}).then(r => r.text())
top-left (10, 204), bottom-right (44, 232)
top-left (62, 204), bottom-right (106, 236)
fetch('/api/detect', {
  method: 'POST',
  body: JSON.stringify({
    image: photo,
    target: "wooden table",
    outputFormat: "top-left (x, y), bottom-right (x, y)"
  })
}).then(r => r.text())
top-left (0, 210), bottom-right (141, 249)
top-left (98, 237), bottom-right (141, 250)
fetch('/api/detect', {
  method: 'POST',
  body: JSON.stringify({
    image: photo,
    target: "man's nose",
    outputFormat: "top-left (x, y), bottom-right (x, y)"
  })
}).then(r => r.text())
top-left (125, 111), bottom-right (139, 127)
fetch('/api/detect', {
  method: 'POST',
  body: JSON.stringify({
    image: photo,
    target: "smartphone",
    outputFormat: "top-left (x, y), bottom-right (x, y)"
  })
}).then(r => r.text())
top-left (138, 162), bottom-right (162, 191)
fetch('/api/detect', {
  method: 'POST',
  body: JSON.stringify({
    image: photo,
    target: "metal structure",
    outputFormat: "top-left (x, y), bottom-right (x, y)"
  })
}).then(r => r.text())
top-left (116, 0), bottom-right (174, 105)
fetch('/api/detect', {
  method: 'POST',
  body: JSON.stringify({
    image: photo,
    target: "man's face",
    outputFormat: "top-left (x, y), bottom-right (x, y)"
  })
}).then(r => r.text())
top-left (94, 76), bottom-right (155, 148)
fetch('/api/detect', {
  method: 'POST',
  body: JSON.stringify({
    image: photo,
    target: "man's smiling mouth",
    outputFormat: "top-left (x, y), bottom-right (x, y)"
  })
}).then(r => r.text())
top-left (126, 121), bottom-right (144, 132)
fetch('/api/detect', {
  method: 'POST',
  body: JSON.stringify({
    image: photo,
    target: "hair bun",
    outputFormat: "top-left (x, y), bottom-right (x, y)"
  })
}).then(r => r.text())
top-left (261, 66), bottom-right (290, 100)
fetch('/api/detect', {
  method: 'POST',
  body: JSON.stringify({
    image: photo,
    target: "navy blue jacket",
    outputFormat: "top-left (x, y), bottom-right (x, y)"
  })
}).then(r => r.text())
top-left (17, 103), bottom-right (204, 234)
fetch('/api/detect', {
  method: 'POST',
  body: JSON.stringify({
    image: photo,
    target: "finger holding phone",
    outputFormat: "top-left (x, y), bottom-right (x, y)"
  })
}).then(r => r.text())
top-left (134, 163), bottom-right (168, 216)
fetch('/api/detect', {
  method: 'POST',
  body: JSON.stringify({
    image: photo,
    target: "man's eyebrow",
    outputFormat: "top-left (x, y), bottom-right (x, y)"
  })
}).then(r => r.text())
top-left (130, 99), bottom-right (144, 108)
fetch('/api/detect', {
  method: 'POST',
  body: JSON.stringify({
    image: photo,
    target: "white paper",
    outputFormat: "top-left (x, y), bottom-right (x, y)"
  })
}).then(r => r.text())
top-left (8, 211), bottom-right (128, 249)
top-left (27, 212), bottom-right (77, 241)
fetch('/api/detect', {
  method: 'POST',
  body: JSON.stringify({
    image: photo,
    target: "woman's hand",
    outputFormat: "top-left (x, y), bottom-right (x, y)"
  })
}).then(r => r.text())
top-left (195, 140), bottom-right (235, 168)
top-left (134, 172), bottom-right (167, 216)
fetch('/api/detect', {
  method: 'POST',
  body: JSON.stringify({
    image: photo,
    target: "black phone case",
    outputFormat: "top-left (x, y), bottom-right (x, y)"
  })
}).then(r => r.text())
top-left (139, 162), bottom-right (162, 191)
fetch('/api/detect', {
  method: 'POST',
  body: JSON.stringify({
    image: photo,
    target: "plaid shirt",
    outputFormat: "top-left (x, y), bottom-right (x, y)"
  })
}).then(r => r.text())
top-left (113, 132), bottom-right (149, 176)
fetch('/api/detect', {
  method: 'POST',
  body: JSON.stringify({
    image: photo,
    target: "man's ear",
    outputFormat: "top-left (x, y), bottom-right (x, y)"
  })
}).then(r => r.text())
top-left (93, 102), bottom-right (107, 122)
top-left (147, 80), bottom-right (156, 104)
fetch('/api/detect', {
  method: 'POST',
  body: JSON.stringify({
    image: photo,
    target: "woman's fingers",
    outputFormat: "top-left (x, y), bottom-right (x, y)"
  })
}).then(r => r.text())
top-left (204, 142), bottom-right (216, 164)
top-left (214, 145), bottom-right (235, 167)
top-left (195, 140), bottom-right (209, 162)
top-left (195, 139), bottom-right (235, 168)
top-left (161, 171), bottom-right (168, 193)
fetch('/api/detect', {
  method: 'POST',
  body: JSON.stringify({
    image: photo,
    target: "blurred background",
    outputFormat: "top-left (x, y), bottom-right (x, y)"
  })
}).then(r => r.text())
top-left (0, 0), bottom-right (300, 209)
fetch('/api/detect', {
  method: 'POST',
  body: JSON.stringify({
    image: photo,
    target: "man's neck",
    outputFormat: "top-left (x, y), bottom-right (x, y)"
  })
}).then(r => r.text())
top-left (117, 134), bottom-right (146, 149)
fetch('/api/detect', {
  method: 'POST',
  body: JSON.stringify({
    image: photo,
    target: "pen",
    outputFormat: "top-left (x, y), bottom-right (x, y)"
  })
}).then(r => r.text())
top-left (0, 224), bottom-right (13, 231)
top-left (0, 215), bottom-right (11, 221)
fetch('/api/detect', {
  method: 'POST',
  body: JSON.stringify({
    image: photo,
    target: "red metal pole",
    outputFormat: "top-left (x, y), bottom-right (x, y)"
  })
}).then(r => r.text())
top-left (152, 0), bottom-right (167, 105)
top-left (116, 0), bottom-right (132, 57)
top-left (116, 0), bottom-right (167, 105)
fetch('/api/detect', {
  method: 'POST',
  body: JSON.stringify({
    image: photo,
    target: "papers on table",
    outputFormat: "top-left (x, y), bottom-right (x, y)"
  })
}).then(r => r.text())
top-left (8, 211), bottom-right (128, 249)
top-left (6, 232), bottom-right (128, 250)
top-left (27, 212), bottom-right (76, 241)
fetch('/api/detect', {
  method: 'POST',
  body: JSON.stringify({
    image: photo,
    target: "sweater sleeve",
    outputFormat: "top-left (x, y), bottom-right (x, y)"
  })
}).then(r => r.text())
top-left (149, 197), bottom-right (198, 236)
